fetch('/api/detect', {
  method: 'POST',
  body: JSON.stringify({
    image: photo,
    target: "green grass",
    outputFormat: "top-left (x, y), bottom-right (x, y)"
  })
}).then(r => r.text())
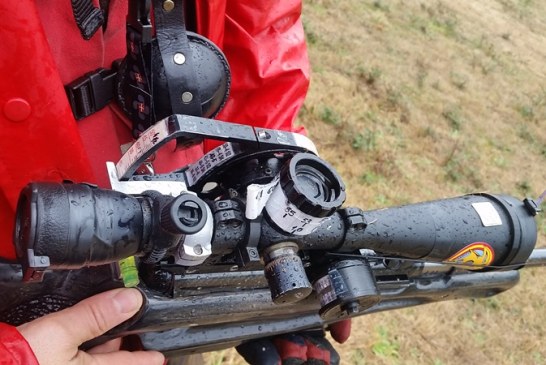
top-left (372, 326), bottom-right (400, 360)
top-left (442, 106), bottom-right (464, 130)
top-left (319, 106), bottom-right (341, 125)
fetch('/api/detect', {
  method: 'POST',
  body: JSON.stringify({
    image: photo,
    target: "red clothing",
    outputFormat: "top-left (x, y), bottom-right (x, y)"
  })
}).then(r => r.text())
top-left (0, 323), bottom-right (37, 365)
top-left (0, 0), bottom-right (309, 362)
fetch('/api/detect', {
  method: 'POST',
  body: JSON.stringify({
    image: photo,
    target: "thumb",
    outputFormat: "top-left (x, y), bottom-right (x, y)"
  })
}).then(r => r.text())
top-left (18, 289), bottom-right (143, 353)
top-left (46, 288), bottom-right (143, 346)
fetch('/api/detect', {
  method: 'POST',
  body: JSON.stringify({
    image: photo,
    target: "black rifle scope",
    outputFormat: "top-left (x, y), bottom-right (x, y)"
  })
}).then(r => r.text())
top-left (13, 182), bottom-right (539, 286)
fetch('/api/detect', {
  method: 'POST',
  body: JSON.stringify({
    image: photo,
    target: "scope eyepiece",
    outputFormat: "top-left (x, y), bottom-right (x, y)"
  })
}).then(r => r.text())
top-left (12, 182), bottom-right (215, 281)
top-left (14, 183), bottom-right (148, 281)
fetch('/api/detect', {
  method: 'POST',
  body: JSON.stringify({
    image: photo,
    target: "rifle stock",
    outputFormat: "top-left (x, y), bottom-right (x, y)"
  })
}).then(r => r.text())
top-left (2, 251), bottom-right (543, 356)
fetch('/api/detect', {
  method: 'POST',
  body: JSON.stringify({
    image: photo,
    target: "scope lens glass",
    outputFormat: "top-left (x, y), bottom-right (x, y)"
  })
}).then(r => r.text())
top-left (295, 164), bottom-right (335, 203)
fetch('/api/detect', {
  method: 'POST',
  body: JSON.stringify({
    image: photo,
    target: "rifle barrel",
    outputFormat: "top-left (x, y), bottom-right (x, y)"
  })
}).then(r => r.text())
top-left (526, 249), bottom-right (546, 267)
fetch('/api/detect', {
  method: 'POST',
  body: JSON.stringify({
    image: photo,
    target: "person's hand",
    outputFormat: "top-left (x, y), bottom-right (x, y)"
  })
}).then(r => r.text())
top-left (236, 319), bottom-right (351, 365)
top-left (17, 288), bottom-right (165, 365)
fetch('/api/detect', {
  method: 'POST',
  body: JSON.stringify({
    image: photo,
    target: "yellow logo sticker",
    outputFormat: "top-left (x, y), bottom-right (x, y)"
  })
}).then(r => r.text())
top-left (446, 242), bottom-right (494, 268)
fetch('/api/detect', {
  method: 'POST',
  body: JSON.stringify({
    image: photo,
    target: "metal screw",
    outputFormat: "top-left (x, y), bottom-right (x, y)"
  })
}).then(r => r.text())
top-left (163, 0), bottom-right (175, 11)
top-left (249, 248), bottom-right (258, 258)
top-left (182, 92), bottom-right (194, 103)
top-left (193, 244), bottom-right (203, 255)
top-left (343, 301), bottom-right (360, 316)
top-left (40, 257), bottom-right (47, 264)
top-left (173, 53), bottom-right (186, 65)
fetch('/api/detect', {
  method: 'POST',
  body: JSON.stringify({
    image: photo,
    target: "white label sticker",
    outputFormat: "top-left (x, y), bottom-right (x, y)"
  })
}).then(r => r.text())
top-left (245, 175), bottom-right (280, 220)
top-left (472, 202), bottom-right (502, 227)
top-left (185, 143), bottom-right (235, 186)
top-left (265, 185), bottom-right (325, 235)
top-left (116, 119), bottom-right (170, 178)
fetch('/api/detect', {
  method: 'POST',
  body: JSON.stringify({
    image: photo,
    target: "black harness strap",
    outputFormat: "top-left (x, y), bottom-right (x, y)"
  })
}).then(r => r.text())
top-left (118, 27), bottom-right (155, 135)
top-left (70, 0), bottom-right (105, 40)
top-left (66, 0), bottom-right (209, 137)
top-left (152, 0), bottom-right (202, 117)
top-left (99, 0), bottom-right (111, 30)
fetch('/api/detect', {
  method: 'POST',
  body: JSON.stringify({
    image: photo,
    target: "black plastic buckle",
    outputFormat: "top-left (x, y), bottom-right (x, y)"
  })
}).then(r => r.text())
top-left (65, 68), bottom-right (117, 120)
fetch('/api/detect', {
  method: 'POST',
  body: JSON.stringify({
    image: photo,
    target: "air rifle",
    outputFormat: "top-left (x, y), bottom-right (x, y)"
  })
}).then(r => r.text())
top-left (3, 115), bottom-right (543, 358)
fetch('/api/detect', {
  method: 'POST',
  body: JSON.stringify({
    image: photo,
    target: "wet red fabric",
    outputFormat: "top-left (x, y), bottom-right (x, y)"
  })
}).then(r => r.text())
top-left (199, 1), bottom-right (309, 151)
top-left (0, 0), bottom-right (96, 260)
top-left (0, 323), bottom-right (38, 365)
top-left (216, 0), bottom-right (309, 131)
top-left (0, 0), bottom-right (309, 358)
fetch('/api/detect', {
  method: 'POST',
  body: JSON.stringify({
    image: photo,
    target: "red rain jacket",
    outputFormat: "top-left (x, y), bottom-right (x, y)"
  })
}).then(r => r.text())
top-left (0, 0), bottom-right (309, 362)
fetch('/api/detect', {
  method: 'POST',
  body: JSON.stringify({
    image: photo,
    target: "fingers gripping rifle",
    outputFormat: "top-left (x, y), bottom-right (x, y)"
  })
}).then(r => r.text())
top-left (3, 115), bottom-right (543, 357)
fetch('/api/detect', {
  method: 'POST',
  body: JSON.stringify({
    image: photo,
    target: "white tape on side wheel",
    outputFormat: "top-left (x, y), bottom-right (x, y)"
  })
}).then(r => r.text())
top-left (265, 184), bottom-right (326, 235)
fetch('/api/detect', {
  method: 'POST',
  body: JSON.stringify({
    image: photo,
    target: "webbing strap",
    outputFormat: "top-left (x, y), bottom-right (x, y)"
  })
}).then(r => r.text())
top-left (117, 26), bottom-right (155, 135)
top-left (66, 0), bottom-right (205, 136)
top-left (70, 0), bottom-right (105, 40)
top-left (152, 0), bottom-right (202, 117)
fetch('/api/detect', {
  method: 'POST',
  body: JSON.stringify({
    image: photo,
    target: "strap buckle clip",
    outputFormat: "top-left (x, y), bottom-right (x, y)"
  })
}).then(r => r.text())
top-left (65, 68), bottom-right (117, 120)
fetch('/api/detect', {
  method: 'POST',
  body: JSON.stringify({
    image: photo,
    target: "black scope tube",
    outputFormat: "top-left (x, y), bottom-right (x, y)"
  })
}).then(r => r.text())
top-left (338, 194), bottom-right (537, 267)
top-left (15, 183), bottom-right (538, 272)
top-left (14, 183), bottom-right (151, 269)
